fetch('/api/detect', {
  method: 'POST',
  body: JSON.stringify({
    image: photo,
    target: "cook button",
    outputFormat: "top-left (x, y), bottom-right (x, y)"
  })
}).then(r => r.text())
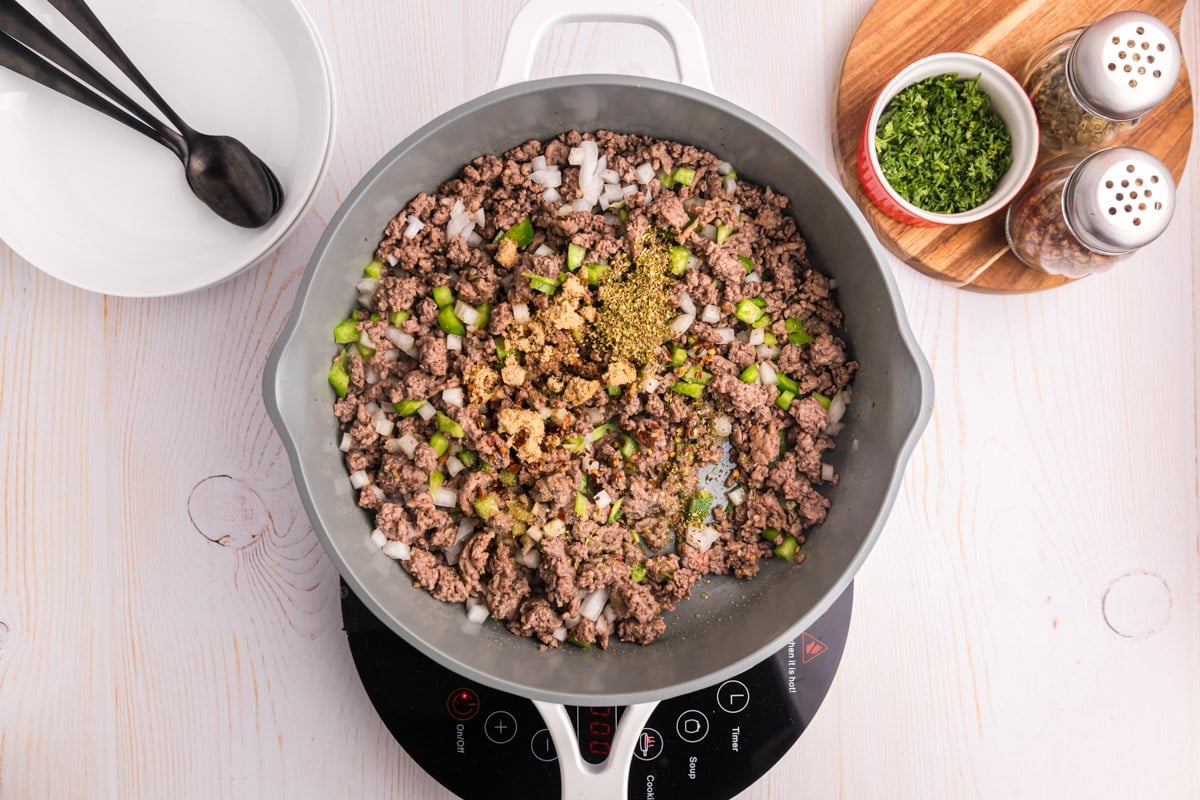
top-left (530, 728), bottom-right (557, 762)
top-left (716, 680), bottom-right (750, 714)
top-left (484, 711), bottom-right (518, 744)
top-left (446, 688), bottom-right (480, 721)
top-left (675, 710), bottom-right (709, 743)
top-left (634, 727), bottom-right (664, 761)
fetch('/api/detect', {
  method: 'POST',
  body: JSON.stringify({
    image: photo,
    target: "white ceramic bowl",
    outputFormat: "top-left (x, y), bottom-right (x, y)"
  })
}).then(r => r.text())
top-left (857, 52), bottom-right (1039, 226)
top-left (0, 0), bottom-right (335, 297)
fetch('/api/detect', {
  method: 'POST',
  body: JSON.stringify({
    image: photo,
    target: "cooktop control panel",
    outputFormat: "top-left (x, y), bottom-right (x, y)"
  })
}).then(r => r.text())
top-left (343, 583), bottom-right (851, 800)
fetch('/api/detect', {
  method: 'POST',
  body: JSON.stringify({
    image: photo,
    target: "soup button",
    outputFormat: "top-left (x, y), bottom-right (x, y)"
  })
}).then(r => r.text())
top-left (675, 710), bottom-right (709, 743)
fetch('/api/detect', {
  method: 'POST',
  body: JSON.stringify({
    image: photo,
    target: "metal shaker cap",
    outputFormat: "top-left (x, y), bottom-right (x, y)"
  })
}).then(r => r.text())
top-left (1066, 11), bottom-right (1181, 120)
top-left (1064, 147), bottom-right (1175, 255)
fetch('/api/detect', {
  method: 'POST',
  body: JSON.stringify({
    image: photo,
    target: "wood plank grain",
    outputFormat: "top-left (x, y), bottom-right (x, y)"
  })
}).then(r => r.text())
top-left (832, 0), bottom-right (1193, 292)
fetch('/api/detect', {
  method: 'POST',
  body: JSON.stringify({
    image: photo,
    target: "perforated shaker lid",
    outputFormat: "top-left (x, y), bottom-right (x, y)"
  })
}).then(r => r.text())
top-left (1067, 11), bottom-right (1181, 120)
top-left (1064, 147), bottom-right (1175, 255)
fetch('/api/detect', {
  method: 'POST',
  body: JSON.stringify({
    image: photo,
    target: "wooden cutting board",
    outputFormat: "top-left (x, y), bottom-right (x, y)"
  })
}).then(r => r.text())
top-left (833, 0), bottom-right (1193, 292)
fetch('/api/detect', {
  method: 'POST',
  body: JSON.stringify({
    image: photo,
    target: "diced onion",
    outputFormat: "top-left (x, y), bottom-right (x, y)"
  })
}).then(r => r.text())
top-left (621, 184), bottom-right (639, 197)
top-left (356, 277), bottom-right (378, 295)
top-left (395, 433), bottom-right (419, 459)
top-left (466, 602), bottom-right (490, 625)
top-left (756, 344), bottom-right (781, 360)
top-left (603, 183), bottom-right (624, 203)
top-left (593, 489), bottom-right (612, 509)
top-left (446, 456), bottom-right (465, 477)
top-left (442, 386), bottom-right (464, 407)
top-left (349, 470), bottom-right (370, 490)
top-left (713, 415), bottom-right (732, 437)
top-left (339, 433), bottom-right (352, 452)
top-left (634, 162), bottom-right (656, 184)
top-left (700, 304), bottom-right (720, 325)
top-left (532, 155), bottom-right (547, 172)
top-left (530, 169), bottom-right (563, 188)
top-left (595, 615), bottom-right (611, 635)
top-left (552, 626), bottom-right (569, 642)
top-left (454, 300), bottom-right (480, 328)
top-left (686, 254), bottom-right (703, 272)
top-left (601, 169), bottom-right (619, 184)
top-left (370, 528), bottom-right (387, 548)
top-left (580, 588), bottom-right (609, 621)
top-left (821, 463), bottom-right (835, 482)
top-left (685, 525), bottom-right (721, 551)
top-left (517, 549), bottom-right (541, 569)
top-left (745, 271), bottom-right (762, 283)
top-left (403, 215), bottom-right (424, 239)
top-left (543, 188), bottom-right (562, 203)
top-left (534, 243), bottom-right (555, 257)
top-left (829, 278), bottom-right (839, 290)
top-left (642, 375), bottom-right (660, 394)
top-left (727, 487), bottom-right (746, 506)
top-left (382, 540), bottom-right (411, 560)
top-left (365, 401), bottom-right (381, 415)
top-left (385, 254), bottom-right (398, 267)
top-left (678, 290), bottom-right (696, 315)
top-left (603, 604), bottom-right (617, 623)
top-left (557, 204), bottom-right (575, 218)
top-left (716, 160), bottom-right (733, 175)
top-left (829, 393), bottom-right (847, 424)
top-left (602, 213), bottom-right (620, 226)
top-left (748, 327), bottom-right (765, 346)
top-left (669, 313), bottom-right (695, 335)
top-left (700, 224), bottom-right (718, 241)
top-left (824, 421), bottom-right (845, 436)
top-left (511, 303), bottom-right (531, 323)
top-left (714, 327), bottom-right (735, 345)
top-left (382, 349), bottom-right (399, 364)
top-left (724, 176), bottom-right (737, 196)
top-left (373, 416), bottom-right (395, 437)
top-left (759, 361), bottom-right (778, 385)
top-left (446, 333), bottom-right (462, 352)
top-left (432, 487), bottom-right (459, 508)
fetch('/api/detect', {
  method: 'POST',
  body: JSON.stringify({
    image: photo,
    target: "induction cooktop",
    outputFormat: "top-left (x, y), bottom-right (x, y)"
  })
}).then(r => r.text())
top-left (342, 581), bottom-right (852, 799)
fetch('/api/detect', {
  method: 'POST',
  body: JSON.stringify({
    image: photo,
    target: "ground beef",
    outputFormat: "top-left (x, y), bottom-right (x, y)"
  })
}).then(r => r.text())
top-left (334, 131), bottom-right (854, 649)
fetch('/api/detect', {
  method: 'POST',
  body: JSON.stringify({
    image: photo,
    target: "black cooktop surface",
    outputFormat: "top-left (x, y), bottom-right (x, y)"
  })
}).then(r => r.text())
top-left (342, 581), bottom-right (852, 799)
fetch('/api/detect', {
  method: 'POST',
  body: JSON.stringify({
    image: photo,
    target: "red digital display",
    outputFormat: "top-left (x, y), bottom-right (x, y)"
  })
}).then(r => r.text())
top-left (576, 706), bottom-right (619, 764)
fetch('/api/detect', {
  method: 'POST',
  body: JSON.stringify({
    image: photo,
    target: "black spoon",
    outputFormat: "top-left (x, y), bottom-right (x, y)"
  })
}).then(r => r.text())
top-left (44, 0), bottom-right (284, 227)
top-left (0, 0), bottom-right (281, 228)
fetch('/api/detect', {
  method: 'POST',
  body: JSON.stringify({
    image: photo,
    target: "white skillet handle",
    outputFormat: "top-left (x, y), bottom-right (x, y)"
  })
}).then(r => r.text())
top-left (533, 700), bottom-right (659, 800)
top-left (494, 0), bottom-right (715, 93)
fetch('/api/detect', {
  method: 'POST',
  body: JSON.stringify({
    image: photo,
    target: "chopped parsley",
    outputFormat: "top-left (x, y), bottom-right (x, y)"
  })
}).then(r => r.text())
top-left (874, 73), bottom-right (1012, 214)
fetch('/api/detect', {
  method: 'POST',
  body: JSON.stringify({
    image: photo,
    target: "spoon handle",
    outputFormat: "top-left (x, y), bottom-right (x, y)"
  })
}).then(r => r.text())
top-left (44, 0), bottom-right (190, 135)
top-left (0, 29), bottom-right (180, 156)
top-left (0, 0), bottom-right (185, 158)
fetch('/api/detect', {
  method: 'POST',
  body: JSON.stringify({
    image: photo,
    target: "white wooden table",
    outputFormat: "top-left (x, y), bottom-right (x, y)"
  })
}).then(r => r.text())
top-left (2, 1), bottom-right (1198, 797)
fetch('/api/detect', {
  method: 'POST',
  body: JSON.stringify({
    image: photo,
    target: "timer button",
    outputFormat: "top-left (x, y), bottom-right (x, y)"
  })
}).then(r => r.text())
top-left (634, 727), bottom-right (665, 762)
top-left (530, 728), bottom-right (557, 762)
top-left (484, 710), bottom-right (518, 744)
top-left (446, 688), bottom-right (480, 721)
top-left (675, 709), bottom-right (710, 744)
top-left (716, 680), bottom-right (751, 714)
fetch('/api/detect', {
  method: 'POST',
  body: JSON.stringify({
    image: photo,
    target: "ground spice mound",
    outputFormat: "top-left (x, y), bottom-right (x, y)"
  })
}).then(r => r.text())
top-left (588, 239), bottom-right (673, 365)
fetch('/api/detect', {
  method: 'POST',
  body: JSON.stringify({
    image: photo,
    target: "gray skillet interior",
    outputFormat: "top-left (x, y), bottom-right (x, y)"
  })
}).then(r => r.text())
top-left (264, 76), bottom-right (934, 706)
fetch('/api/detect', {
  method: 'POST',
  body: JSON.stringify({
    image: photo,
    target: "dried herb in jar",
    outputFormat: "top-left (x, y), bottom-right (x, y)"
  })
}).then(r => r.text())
top-left (1024, 33), bottom-right (1131, 152)
top-left (874, 72), bottom-right (1013, 214)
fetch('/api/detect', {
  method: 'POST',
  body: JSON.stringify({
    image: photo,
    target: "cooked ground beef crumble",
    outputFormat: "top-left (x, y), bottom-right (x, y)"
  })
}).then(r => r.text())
top-left (329, 130), bottom-right (856, 649)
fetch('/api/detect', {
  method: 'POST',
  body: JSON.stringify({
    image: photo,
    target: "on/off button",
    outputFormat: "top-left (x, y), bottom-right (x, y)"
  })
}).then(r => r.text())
top-left (446, 688), bottom-right (480, 721)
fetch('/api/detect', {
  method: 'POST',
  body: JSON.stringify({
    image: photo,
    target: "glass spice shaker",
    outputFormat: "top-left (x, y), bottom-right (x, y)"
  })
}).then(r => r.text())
top-left (1023, 11), bottom-right (1181, 153)
top-left (1005, 146), bottom-right (1176, 278)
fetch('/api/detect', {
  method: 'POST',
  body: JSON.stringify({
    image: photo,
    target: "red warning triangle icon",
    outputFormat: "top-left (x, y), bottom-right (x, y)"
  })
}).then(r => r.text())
top-left (800, 632), bottom-right (828, 664)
